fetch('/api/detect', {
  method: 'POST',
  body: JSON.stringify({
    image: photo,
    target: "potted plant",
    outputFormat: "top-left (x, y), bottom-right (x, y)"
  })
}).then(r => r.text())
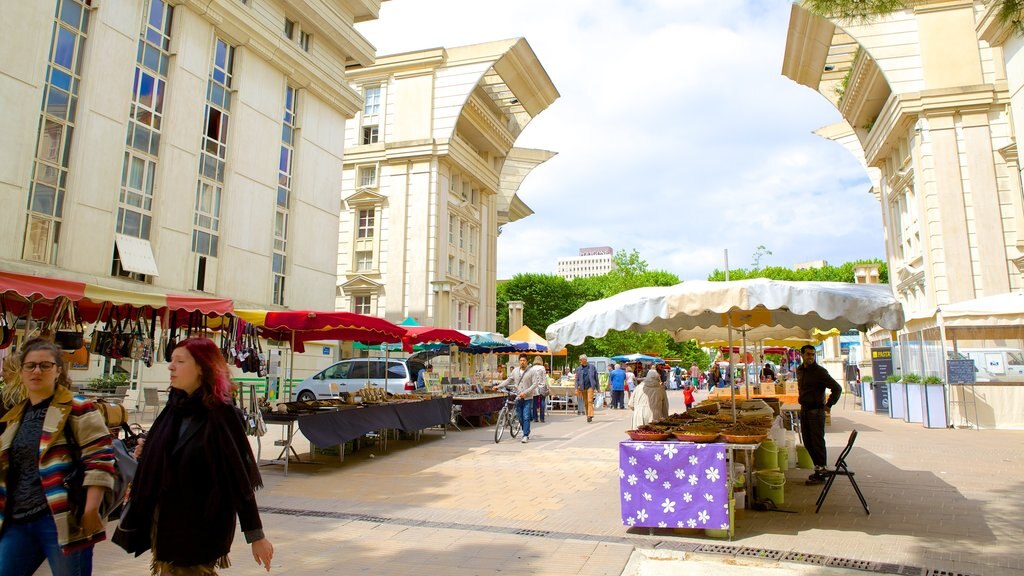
top-left (921, 375), bottom-right (948, 428)
top-left (886, 373), bottom-right (907, 420)
top-left (89, 372), bottom-right (128, 392)
top-left (902, 373), bottom-right (924, 423)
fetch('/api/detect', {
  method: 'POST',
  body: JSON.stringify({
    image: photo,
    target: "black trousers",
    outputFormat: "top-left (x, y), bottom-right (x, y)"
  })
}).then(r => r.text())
top-left (800, 406), bottom-right (828, 468)
top-left (610, 390), bottom-right (625, 409)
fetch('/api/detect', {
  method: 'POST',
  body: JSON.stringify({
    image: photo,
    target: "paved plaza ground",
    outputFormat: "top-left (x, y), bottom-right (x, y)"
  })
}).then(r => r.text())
top-left (67, 388), bottom-right (1024, 575)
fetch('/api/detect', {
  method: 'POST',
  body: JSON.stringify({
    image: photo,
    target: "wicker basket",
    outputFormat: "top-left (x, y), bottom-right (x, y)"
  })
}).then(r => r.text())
top-left (672, 432), bottom-right (720, 443)
top-left (626, 430), bottom-right (672, 441)
top-left (721, 433), bottom-right (767, 444)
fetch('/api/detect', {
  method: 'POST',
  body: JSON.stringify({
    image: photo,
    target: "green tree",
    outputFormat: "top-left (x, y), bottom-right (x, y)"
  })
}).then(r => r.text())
top-left (496, 251), bottom-right (683, 362)
top-left (805, 0), bottom-right (1024, 34)
top-left (707, 259), bottom-right (888, 284)
top-left (495, 274), bottom-right (583, 337)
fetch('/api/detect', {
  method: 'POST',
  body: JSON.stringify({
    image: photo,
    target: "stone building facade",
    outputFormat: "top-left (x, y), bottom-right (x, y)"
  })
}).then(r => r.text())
top-left (336, 39), bottom-right (559, 331)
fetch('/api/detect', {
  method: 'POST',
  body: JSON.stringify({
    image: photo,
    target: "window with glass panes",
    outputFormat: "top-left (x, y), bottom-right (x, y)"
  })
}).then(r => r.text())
top-left (358, 166), bottom-right (376, 187)
top-left (355, 250), bottom-right (373, 272)
top-left (23, 0), bottom-right (91, 264)
top-left (357, 209), bottom-right (374, 239)
top-left (353, 295), bottom-right (372, 315)
top-left (273, 85), bottom-right (297, 305)
top-left (193, 38), bottom-right (233, 258)
top-left (114, 0), bottom-right (173, 278)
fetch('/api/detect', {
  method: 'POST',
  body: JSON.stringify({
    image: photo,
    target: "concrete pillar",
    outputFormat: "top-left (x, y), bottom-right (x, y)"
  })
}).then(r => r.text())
top-left (508, 300), bottom-right (524, 334)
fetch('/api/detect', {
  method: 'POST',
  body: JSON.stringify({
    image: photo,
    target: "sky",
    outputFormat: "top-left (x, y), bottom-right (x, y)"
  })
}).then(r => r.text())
top-left (356, 0), bottom-right (886, 281)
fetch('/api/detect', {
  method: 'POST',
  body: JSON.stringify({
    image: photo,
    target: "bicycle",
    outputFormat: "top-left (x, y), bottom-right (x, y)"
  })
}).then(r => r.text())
top-left (493, 389), bottom-right (522, 443)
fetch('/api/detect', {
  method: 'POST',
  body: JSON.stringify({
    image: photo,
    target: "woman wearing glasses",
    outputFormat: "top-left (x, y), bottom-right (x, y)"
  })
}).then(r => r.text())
top-left (0, 337), bottom-right (116, 576)
top-left (115, 337), bottom-right (273, 574)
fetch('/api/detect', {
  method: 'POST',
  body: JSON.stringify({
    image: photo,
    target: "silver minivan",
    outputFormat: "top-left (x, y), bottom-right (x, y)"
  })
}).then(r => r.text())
top-left (291, 358), bottom-right (428, 401)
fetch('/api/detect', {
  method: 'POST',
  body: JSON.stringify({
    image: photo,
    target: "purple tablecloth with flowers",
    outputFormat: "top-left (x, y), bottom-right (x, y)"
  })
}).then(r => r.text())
top-left (619, 441), bottom-right (730, 530)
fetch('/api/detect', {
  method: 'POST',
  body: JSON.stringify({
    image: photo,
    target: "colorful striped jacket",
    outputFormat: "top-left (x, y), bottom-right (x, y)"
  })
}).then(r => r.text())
top-left (0, 386), bottom-right (116, 552)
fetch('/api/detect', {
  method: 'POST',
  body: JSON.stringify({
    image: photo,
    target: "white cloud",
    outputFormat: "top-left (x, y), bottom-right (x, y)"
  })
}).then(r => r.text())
top-left (357, 0), bottom-right (885, 280)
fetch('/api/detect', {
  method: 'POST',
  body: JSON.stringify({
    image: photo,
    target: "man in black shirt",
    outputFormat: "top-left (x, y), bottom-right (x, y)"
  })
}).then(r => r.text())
top-left (796, 345), bottom-right (842, 485)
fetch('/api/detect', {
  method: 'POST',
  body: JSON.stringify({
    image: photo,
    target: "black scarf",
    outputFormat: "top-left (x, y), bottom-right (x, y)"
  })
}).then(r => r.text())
top-left (115, 387), bottom-right (262, 555)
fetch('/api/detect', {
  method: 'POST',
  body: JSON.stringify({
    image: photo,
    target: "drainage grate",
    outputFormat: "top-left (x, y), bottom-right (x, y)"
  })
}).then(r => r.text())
top-left (514, 529), bottom-right (551, 537)
top-left (654, 541), bottom-right (701, 553)
top-left (695, 543), bottom-right (741, 555)
top-left (355, 515), bottom-right (390, 524)
top-left (257, 507), bottom-right (977, 576)
top-left (737, 547), bottom-right (785, 560)
top-left (782, 551), bottom-right (829, 565)
top-left (828, 557), bottom-right (877, 571)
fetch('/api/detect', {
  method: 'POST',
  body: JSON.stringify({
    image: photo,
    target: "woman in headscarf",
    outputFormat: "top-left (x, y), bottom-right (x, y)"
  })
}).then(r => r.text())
top-left (0, 338), bottom-right (115, 576)
top-left (115, 337), bottom-right (273, 574)
top-left (627, 369), bottom-right (669, 429)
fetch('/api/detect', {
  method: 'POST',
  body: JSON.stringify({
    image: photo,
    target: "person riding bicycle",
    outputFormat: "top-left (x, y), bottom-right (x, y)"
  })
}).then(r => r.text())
top-left (491, 354), bottom-right (540, 443)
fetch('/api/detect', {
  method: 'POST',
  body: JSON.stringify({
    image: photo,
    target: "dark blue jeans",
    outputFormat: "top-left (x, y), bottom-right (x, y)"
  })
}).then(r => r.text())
top-left (532, 395), bottom-right (546, 422)
top-left (0, 514), bottom-right (93, 576)
top-left (516, 398), bottom-right (533, 438)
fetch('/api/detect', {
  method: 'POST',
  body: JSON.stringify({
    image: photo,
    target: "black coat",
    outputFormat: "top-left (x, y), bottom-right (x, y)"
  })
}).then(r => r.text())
top-left (117, 396), bottom-right (262, 566)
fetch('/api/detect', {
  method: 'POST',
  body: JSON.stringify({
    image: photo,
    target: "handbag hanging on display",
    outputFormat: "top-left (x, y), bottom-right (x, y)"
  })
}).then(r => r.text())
top-left (163, 313), bottom-right (178, 362)
top-left (0, 296), bottom-right (14, 350)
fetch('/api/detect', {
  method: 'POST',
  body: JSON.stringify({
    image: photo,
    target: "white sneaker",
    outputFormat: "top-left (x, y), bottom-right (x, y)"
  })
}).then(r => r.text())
top-left (521, 436), bottom-right (529, 443)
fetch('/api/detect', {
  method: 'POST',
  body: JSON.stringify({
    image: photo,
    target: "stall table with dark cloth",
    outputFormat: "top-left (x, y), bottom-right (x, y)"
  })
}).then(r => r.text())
top-left (297, 397), bottom-right (453, 460)
top-left (452, 394), bottom-right (505, 426)
top-left (619, 441), bottom-right (733, 536)
top-left (260, 412), bottom-right (302, 475)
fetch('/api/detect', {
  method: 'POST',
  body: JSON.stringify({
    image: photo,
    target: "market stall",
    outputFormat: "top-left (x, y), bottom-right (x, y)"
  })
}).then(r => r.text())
top-left (546, 278), bottom-right (906, 538)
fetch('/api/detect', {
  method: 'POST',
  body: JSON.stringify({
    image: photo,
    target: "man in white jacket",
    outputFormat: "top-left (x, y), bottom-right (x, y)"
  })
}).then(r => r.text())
top-left (492, 354), bottom-right (540, 443)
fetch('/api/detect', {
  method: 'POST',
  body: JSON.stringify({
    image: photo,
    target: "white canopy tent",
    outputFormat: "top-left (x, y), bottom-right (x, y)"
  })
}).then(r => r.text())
top-left (546, 279), bottom-right (905, 420)
top-left (546, 279), bottom-right (906, 350)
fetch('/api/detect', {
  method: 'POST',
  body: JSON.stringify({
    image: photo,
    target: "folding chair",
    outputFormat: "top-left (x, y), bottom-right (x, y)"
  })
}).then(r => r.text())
top-left (143, 387), bottom-right (162, 420)
top-left (815, 429), bottom-right (870, 515)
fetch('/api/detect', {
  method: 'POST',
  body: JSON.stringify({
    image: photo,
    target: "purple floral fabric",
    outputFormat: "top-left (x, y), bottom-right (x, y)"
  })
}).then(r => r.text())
top-left (619, 441), bottom-right (729, 529)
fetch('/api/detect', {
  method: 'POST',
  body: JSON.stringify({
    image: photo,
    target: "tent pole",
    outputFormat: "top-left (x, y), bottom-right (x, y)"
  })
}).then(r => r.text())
top-left (725, 249), bottom-right (736, 424)
top-left (288, 332), bottom-right (295, 402)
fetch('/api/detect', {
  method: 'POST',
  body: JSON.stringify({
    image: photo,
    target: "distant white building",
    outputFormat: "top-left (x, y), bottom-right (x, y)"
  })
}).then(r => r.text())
top-left (557, 247), bottom-right (615, 280)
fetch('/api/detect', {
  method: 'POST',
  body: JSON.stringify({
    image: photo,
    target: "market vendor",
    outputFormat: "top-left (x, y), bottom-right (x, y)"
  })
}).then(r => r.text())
top-left (797, 345), bottom-right (842, 485)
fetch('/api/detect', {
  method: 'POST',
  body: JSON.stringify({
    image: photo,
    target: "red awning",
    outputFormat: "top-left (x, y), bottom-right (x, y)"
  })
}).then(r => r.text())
top-left (236, 310), bottom-right (406, 353)
top-left (0, 270), bottom-right (233, 322)
top-left (401, 326), bottom-right (470, 347)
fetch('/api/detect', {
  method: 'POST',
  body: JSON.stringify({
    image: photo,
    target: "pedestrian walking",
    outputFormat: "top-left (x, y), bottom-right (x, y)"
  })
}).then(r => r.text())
top-left (575, 355), bottom-right (599, 423)
top-left (689, 362), bottom-right (700, 388)
top-left (609, 364), bottom-right (626, 409)
top-left (113, 337), bottom-right (274, 574)
top-left (492, 354), bottom-right (540, 443)
top-left (628, 369), bottom-right (669, 429)
top-left (531, 357), bottom-right (548, 423)
top-left (0, 338), bottom-right (116, 576)
top-left (624, 365), bottom-right (636, 405)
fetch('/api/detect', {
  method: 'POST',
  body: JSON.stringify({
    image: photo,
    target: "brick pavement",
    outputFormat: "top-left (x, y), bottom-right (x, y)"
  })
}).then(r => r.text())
top-left (66, 389), bottom-right (1024, 575)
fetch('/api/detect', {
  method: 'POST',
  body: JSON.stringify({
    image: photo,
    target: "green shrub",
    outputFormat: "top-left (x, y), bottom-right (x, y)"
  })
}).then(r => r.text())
top-left (903, 373), bottom-right (922, 383)
top-left (861, 375), bottom-right (873, 383)
top-left (89, 372), bottom-right (128, 391)
top-left (923, 375), bottom-right (943, 385)
top-left (886, 374), bottom-right (901, 383)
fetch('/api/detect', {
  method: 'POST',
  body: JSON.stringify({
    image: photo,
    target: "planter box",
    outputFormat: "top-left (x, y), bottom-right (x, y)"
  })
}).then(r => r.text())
top-left (861, 382), bottom-right (875, 412)
top-left (921, 384), bottom-right (949, 428)
top-left (888, 382), bottom-right (907, 420)
top-left (904, 383), bottom-right (923, 423)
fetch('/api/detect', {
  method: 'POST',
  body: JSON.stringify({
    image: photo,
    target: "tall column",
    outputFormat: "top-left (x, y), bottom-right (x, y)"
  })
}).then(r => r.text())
top-left (508, 300), bottom-right (524, 334)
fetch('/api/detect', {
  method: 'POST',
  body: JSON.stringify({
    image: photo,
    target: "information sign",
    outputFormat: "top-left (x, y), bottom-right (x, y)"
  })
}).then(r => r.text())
top-left (871, 347), bottom-right (893, 413)
top-left (946, 359), bottom-right (976, 385)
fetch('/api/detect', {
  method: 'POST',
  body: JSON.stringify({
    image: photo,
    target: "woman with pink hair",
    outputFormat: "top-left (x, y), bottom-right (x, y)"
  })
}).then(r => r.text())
top-left (115, 337), bottom-right (273, 574)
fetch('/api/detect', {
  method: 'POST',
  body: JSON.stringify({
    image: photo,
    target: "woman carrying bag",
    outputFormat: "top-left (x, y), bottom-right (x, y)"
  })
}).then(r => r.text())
top-left (0, 338), bottom-right (116, 576)
top-left (115, 337), bottom-right (273, 574)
